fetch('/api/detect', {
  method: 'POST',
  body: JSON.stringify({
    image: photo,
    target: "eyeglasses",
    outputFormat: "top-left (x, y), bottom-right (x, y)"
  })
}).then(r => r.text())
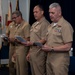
top-left (12, 16), bottom-right (19, 20)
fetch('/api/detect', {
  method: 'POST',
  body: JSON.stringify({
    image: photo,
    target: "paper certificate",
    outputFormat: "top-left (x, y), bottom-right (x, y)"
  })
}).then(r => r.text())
top-left (34, 42), bottom-right (43, 47)
top-left (16, 36), bottom-right (27, 42)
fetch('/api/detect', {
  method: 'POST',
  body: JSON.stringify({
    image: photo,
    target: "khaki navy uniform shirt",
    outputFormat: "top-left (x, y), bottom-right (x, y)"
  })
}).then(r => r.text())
top-left (30, 17), bottom-right (50, 51)
top-left (29, 17), bottom-right (50, 75)
top-left (14, 20), bottom-right (30, 47)
top-left (6, 22), bottom-right (17, 39)
top-left (46, 17), bottom-right (73, 47)
top-left (6, 22), bottom-right (17, 49)
top-left (46, 17), bottom-right (74, 75)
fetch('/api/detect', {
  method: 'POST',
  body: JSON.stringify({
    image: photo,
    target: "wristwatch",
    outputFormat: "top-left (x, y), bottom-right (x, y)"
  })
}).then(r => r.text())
top-left (50, 47), bottom-right (54, 52)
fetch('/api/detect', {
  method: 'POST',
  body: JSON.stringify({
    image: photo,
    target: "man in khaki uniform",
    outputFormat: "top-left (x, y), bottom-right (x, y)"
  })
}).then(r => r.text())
top-left (6, 21), bottom-right (17, 75)
top-left (25, 5), bottom-right (50, 75)
top-left (42, 3), bottom-right (74, 75)
top-left (12, 11), bottom-right (30, 75)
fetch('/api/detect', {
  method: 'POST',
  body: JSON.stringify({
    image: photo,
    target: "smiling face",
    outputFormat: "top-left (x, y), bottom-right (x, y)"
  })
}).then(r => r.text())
top-left (33, 6), bottom-right (44, 21)
top-left (49, 7), bottom-right (62, 22)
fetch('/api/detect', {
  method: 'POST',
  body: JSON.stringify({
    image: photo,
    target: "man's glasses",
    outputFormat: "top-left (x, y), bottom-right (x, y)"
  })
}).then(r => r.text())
top-left (12, 16), bottom-right (19, 20)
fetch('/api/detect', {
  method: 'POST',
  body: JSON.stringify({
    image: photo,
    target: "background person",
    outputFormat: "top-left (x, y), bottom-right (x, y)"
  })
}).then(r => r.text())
top-left (11, 11), bottom-right (30, 75)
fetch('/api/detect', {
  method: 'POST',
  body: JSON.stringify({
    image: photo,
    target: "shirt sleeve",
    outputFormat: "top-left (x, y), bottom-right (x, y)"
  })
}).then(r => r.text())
top-left (40, 22), bottom-right (49, 40)
top-left (62, 23), bottom-right (74, 43)
top-left (23, 23), bottom-right (30, 38)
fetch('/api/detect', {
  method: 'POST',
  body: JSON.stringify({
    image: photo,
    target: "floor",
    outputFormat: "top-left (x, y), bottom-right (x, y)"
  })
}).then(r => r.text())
top-left (0, 65), bottom-right (9, 75)
top-left (0, 64), bottom-right (75, 75)
top-left (0, 64), bottom-right (31, 75)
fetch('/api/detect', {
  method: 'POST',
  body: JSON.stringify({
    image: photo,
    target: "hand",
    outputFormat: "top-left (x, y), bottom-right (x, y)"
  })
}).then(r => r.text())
top-left (21, 41), bottom-right (33, 46)
top-left (12, 53), bottom-right (16, 63)
top-left (27, 41), bottom-right (33, 46)
top-left (2, 37), bottom-right (9, 41)
top-left (26, 53), bottom-right (30, 62)
top-left (9, 37), bottom-right (15, 43)
top-left (21, 42), bottom-right (27, 46)
top-left (42, 45), bottom-right (51, 52)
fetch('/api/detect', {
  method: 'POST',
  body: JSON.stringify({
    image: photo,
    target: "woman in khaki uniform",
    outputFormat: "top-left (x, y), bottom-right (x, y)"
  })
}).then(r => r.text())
top-left (23, 5), bottom-right (50, 75)
top-left (12, 11), bottom-right (30, 75)
top-left (42, 3), bottom-right (74, 75)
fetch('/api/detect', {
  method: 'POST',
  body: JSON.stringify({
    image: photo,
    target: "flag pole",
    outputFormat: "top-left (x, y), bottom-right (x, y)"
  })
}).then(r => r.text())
top-left (16, 0), bottom-right (20, 11)
top-left (7, 0), bottom-right (12, 26)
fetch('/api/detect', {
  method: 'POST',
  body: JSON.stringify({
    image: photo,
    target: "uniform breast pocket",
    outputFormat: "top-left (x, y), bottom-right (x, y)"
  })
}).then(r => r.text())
top-left (53, 27), bottom-right (62, 36)
top-left (34, 25), bottom-right (41, 33)
top-left (52, 31), bottom-right (62, 42)
top-left (16, 29), bottom-right (23, 36)
top-left (53, 31), bottom-right (61, 37)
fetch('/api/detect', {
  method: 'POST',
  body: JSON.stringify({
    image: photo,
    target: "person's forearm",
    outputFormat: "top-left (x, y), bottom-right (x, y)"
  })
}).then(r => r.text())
top-left (51, 42), bottom-right (72, 52)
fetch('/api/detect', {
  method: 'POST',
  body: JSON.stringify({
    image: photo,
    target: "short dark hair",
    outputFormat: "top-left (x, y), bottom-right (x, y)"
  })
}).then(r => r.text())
top-left (12, 11), bottom-right (22, 17)
top-left (35, 4), bottom-right (44, 11)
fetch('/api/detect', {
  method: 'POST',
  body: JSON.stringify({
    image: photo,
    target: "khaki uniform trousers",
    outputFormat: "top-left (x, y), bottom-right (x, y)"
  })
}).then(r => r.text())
top-left (15, 45), bottom-right (29, 75)
top-left (9, 44), bottom-right (16, 75)
top-left (29, 47), bottom-right (47, 75)
top-left (46, 52), bottom-right (70, 75)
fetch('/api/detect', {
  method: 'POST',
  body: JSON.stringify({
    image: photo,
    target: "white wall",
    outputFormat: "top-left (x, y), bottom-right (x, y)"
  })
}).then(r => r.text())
top-left (19, 0), bottom-right (30, 22)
